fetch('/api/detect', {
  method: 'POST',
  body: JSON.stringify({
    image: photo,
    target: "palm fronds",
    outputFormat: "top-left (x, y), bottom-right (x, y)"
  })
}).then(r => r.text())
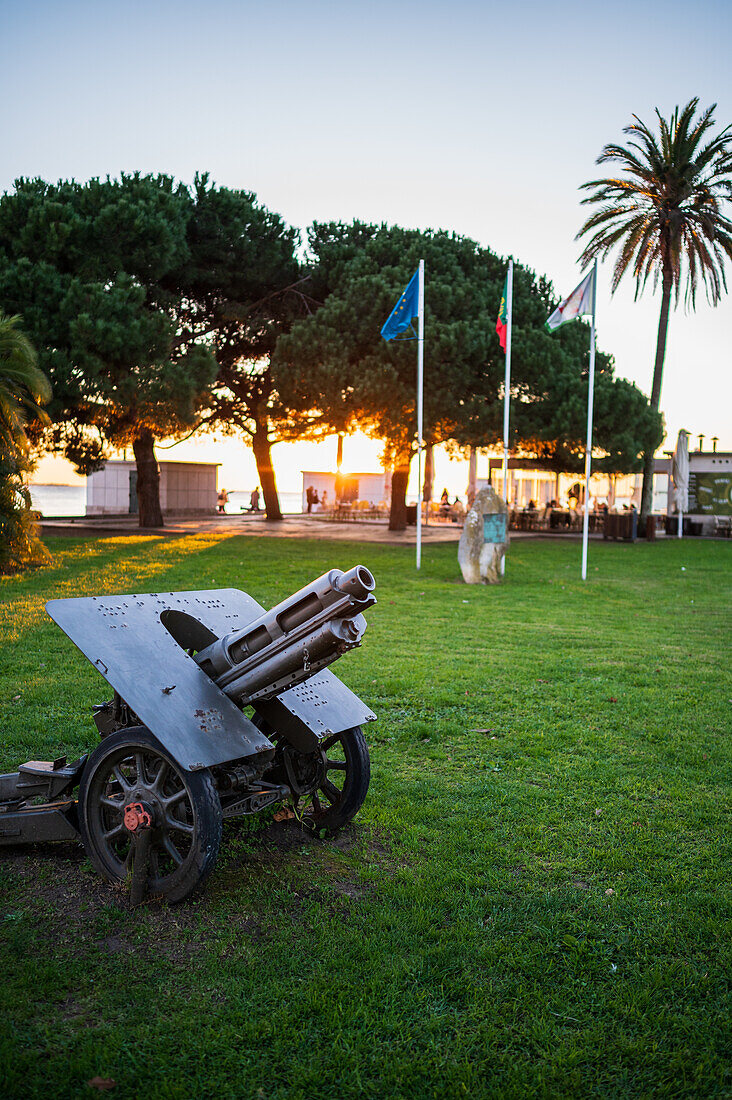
top-left (0, 312), bottom-right (51, 451)
top-left (577, 98), bottom-right (732, 307)
top-left (0, 312), bottom-right (51, 572)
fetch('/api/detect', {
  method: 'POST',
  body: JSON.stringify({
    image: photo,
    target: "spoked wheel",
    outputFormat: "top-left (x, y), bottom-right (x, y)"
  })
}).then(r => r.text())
top-left (288, 725), bottom-right (370, 834)
top-left (78, 726), bottom-right (222, 903)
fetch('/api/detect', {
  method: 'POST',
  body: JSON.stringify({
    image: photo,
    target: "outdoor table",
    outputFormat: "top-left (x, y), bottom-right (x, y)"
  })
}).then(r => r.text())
top-left (549, 509), bottom-right (572, 530)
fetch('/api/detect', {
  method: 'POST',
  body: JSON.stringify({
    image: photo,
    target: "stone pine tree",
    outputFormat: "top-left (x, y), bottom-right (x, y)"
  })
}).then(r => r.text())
top-left (0, 175), bottom-right (217, 527)
top-left (159, 175), bottom-right (308, 521)
top-left (0, 311), bottom-right (50, 571)
top-left (577, 98), bottom-right (732, 516)
top-left (274, 223), bottom-right (661, 528)
top-left (275, 224), bottom-right (512, 529)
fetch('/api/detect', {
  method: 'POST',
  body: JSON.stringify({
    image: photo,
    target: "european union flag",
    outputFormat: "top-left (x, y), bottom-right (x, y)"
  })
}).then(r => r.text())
top-left (381, 269), bottom-right (420, 341)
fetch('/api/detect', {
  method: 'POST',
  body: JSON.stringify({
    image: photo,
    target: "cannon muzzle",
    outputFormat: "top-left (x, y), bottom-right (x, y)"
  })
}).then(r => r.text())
top-left (193, 565), bottom-right (375, 704)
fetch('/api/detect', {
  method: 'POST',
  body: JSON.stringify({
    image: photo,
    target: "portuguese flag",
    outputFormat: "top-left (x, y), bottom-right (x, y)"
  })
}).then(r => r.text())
top-left (496, 272), bottom-right (508, 351)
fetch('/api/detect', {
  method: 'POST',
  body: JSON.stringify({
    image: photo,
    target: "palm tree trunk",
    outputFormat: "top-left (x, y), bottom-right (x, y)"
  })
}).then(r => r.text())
top-left (640, 270), bottom-right (672, 518)
top-left (132, 429), bottom-right (164, 528)
top-left (251, 424), bottom-right (282, 521)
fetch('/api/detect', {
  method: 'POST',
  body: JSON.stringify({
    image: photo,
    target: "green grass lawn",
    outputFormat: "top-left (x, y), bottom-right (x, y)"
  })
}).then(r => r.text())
top-left (1, 533), bottom-right (730, 1099)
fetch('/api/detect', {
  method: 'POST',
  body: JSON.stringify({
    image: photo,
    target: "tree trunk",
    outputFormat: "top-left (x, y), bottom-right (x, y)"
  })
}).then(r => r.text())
top-left (252, 427), bottom-right (282, 521)
top-left (335, 433), bottom-right (345, 503)
top-left (608, 474), bottom-right (616, 510)
top-left (132, 429), bottom-right (164, 528)
top-left (423, 443), bottom-right (434, 504)
top-left (640, 270), bottom-right (673, 518)
top-left (467, 447), bottom-right (477, 506)
top-left (389, 462), bottom-right (410, 531)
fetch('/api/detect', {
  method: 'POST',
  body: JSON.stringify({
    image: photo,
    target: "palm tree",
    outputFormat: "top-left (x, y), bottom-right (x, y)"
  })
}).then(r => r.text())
top-left (577, 98), bottom-right (732, 517)
top-left (0, 311), bottom-right (51, 452)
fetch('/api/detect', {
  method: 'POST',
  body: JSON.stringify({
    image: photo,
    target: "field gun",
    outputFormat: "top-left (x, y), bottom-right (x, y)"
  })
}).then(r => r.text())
top-left (0, 566), bottom-right (377, 903)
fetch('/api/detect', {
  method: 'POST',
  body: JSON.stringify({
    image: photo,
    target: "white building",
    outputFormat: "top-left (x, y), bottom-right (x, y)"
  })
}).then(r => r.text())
top-left (86, 460), bottom-right (219, 516)
top-left (661, 450), bottom-right (732, 532)
top-left (301, 471), bottom-right (390, 511)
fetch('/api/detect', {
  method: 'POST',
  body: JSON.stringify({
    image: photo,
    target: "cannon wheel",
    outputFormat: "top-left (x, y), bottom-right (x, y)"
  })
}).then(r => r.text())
top-left (300, 725), bottom-right (370, 834)
top-left (78, 726), bottom-right (222, 904)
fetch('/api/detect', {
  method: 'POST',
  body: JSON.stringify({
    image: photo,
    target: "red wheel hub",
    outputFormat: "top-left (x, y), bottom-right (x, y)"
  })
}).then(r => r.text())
top-left (123, 801), bottom-right (152, 833)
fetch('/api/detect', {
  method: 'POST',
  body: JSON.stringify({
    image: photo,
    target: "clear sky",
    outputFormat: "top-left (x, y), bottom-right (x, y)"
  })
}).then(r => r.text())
top-left (3, 0), bottom-right (731, 488)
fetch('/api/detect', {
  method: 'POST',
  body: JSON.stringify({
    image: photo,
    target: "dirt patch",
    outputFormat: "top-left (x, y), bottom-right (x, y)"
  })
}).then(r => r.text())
top-left (1, 841), bottom-right (119, 922)
top-left (214, 819), bottom-right (400, 922)
top-left (218, 818), bottom-right (397, 872)
top-left (0, 820), bottom-right (400, 957)
top-left (58, 994), bottom-right (91, 1022)
top-left (0, 838), bottom-right (256, 958)
top-left (96, 934), bottom-right (133, 955)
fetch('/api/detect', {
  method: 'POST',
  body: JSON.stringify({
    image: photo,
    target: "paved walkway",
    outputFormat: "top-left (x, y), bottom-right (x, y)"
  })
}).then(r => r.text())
top-left (42, 510), bottom-right (581, 545)
top-left (38, 512), bottom-right (595, 545)
top-left (40, 513), bottom-right (468, 544)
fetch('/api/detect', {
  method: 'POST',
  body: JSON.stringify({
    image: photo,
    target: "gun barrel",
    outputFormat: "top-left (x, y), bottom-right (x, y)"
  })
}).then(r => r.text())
top-left (217, 614), bottom-right (366, 703)
top-left (194, 565), bottom-right (375, 704)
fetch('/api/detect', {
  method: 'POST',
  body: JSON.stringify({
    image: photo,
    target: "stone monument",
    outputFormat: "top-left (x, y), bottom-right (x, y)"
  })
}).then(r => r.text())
top-left (458, 486), bottom-right (509, 584)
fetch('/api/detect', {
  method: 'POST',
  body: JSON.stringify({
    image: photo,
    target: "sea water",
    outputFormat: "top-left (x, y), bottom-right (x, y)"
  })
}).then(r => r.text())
top-left (29, 484), bottom-right (86, 516)
top-left (28, 484), bottom-right (304, 517)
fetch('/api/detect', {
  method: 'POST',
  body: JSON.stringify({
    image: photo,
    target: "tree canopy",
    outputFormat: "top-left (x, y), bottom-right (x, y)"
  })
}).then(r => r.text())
top-left (0, 179), bottom-right (665, 528)
top-left (158, 174), bottom-right (306, 520)
top-left (0, 175), bottom-right (218, 525)
top-left (274, 222), bottom-right (662, 527)
top-left (0, 174), bottom-right (308, 523)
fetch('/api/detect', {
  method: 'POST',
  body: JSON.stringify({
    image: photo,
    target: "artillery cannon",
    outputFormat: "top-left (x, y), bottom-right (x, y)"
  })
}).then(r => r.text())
top-left (0, 566), bottom-right (377, 903)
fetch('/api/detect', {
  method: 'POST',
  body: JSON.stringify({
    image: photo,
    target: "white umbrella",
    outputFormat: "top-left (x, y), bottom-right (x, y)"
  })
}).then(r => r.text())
top-left (671, 430), bottom-right (690, 538)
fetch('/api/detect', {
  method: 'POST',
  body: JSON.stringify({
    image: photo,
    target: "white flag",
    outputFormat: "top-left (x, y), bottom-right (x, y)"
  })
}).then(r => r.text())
top-left (546, 269), bottom-right (595, 331)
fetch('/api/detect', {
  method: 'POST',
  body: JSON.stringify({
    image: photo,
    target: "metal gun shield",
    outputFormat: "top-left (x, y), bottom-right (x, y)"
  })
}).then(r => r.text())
top-left (46, 589), bottom-right (274, 771)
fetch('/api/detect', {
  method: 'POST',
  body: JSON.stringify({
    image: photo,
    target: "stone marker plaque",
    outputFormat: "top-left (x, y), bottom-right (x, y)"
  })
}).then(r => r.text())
top-left (458, 486), bottom-right (509, 584)
top-left (483, 514), bottom-right (507, 544)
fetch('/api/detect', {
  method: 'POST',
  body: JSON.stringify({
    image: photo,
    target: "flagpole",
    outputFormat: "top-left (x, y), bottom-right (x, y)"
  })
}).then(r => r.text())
top-left (416, 259), bottom-right (425, 570)
top-left (581, 259), bottom-right (598, 581)
top-left (501, 259), bottom-right (513, 575)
